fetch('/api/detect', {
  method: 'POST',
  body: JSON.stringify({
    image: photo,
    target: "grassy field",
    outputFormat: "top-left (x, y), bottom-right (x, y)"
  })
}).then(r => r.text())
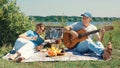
top-left (0, 21), bottom-right (120, 68)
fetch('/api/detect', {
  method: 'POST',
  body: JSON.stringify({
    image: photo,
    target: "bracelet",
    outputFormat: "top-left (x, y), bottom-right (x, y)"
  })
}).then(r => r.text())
top-left (41, 42), bottom-right (47, 46)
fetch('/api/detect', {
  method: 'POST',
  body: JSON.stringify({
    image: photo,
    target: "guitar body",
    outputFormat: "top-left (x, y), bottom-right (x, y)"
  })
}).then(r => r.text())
top-left (63, 29), bottom-right (88, 49)
top-left (63, 26), bottom-right (113, 49)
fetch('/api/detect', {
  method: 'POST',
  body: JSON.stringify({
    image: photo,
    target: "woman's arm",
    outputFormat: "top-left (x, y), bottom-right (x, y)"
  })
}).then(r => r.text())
top-left (35, 42), bottom-right (47, 51)
top-left (19, 33), bottom-right (37, 40)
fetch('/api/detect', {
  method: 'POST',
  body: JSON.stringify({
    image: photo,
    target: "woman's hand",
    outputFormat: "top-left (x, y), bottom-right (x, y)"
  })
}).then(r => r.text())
top-left (36, 45), bottom-right (44, 51)
top-left (31, 36), bottom-right (37, 40)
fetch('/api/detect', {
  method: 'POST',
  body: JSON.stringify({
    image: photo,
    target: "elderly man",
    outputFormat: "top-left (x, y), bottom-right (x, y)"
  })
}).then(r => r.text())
top-left (63, 12), bottom-right (112, 60)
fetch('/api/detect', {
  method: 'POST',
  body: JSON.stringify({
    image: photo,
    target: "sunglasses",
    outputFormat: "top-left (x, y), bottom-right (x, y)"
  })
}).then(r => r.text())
top-left (40, 27), bottom-right (45, 32)
top-left (36, 26), bottom-right (45, 32)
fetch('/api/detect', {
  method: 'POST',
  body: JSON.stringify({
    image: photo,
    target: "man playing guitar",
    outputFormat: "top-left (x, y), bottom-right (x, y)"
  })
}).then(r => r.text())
top-left (63, 12), bottom-right (112, 60)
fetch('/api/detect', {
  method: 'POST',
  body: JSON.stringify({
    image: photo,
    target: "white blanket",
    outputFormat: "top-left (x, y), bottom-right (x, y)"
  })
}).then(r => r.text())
top-left (2, 50), bottom-right (102, 62)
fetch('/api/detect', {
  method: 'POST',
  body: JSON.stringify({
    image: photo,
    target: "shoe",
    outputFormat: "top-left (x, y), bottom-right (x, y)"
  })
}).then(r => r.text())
top-left (8, 55), bottom-right (17, 60)
top-left (15, 57), bottom-right (25, 62)
top-left (8, 52), bottom-right (21, 60)
top-left (102, 42), bottom-right (112, 60)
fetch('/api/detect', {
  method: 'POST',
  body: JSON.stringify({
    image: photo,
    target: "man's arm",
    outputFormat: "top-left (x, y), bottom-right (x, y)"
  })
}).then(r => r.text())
top-left (100, 28), bottom-right (105, 42)
top-left (95, 29), bottom-right (105, 42)
top-left (64, 26), bottom-right (78, 39)
top-left (63, 26), bottom-right (72, 33)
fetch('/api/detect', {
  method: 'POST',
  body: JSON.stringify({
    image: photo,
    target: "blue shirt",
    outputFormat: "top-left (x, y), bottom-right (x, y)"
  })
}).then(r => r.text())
top-left (70, 22), bottom-right (99, 39)
top-left (70, 22), bottom-right (85, 31)
top-left (25, 30), bottom-right (44, 47)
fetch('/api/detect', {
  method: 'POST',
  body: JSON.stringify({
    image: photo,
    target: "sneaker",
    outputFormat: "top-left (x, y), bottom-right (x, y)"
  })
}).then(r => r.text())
top-left (102, 42), bottom-right (112, 60)
top-left (8, 52), bottom-right (21, 60)
top-left (15, 57), bottom-right (25, 62)
top-left (8, 54), bottom-right (17, 60)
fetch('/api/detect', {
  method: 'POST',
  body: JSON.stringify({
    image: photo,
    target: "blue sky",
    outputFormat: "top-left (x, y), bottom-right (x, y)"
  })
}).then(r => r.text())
top-left (17, 0), bottom-right (120, 17)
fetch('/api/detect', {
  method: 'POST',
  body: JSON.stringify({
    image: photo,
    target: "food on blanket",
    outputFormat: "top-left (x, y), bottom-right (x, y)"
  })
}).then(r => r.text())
top-left (48, 50), bottom-right (57, 56)
top-left (41, 49), bottom-right (47, 52)
top-left (51, 46), bottom-right (56, 51)
top-left (47, 46), bottom-right (64, 57)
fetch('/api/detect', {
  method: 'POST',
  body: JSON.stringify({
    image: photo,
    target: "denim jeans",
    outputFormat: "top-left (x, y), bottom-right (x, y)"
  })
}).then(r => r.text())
top-left (74, 39), bottom-right (104, 56)
top-left (11, 38), bottom-right (35, 59)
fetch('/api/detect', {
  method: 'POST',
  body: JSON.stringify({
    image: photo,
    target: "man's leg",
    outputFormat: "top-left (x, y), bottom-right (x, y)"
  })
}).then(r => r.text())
top-left (102, 42), bottom-right (112, 60)
top-left (87, 40), bottom-right (105, 56)
top-left (75, 40), bottom-right (90, 53)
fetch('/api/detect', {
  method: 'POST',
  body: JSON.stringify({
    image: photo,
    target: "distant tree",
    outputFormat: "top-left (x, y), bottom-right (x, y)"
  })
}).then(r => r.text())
top-left (0, 0), bottom-right (34, 46)
top-left (30, 16), bottom-right (120, 24)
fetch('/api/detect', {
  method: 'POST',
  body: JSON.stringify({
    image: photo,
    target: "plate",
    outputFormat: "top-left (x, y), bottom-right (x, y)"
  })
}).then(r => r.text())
top-left (41, 49), bottom-right (47, 52)
top-left (57, 53), bottom-right (65, 56)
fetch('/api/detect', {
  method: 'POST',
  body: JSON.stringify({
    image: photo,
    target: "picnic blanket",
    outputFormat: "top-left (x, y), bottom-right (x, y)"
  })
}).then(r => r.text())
top-left (2, 49), bottom-right (102, 62)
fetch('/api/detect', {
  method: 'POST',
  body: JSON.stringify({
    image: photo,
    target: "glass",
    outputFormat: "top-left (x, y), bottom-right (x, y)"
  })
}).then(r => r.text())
top-left (51, 44), bottom-right (59, 49)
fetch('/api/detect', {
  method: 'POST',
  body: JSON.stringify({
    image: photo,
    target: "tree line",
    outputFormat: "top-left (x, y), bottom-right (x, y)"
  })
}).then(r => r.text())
top-left (30, 16), bottom-right (120, 22)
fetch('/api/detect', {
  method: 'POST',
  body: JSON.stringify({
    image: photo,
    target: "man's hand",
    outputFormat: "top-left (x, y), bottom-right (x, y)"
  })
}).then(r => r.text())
top-left (63, 26), bottom-right (72, 33)
top-left (100, 28), bottom-right (105, 42)
top-left (101, 28), bottom-right (105, 34)
top-left (70, 30), bottom-right (78, 39)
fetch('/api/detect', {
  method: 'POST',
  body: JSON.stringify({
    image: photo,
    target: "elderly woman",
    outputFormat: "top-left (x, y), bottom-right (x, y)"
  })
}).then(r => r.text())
top-left (9, 23), bottom-right (46, 62)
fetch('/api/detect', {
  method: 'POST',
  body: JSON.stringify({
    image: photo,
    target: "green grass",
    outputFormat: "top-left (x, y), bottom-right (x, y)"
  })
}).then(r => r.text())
top-left (0, 21), bottom-right (120, 68)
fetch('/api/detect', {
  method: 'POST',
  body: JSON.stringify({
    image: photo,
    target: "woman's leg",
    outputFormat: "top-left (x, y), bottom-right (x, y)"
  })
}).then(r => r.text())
top-left (17, 41), bottom-right (35, 59)
top-left (9, 38), bottom-right (31, 59)
top-left (9, 52), bottom-right (21, 60)
top-left (9, 38), bottom-right (34, 60)
top-left (11, 38), bottom-right (30, 53)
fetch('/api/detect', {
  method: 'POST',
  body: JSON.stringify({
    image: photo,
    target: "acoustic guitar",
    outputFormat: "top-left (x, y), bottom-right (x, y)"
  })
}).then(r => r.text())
top-left (63, 26), bottom-right (113, 49)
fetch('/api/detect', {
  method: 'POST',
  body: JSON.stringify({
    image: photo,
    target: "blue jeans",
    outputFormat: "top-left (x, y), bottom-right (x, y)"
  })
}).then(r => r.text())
top-left (74, 39), bottom-right (104, 56)
top-left (10, 38), bottom-right (35, 59)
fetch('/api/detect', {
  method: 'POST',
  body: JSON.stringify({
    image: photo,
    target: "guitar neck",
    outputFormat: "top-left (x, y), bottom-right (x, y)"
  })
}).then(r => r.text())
top-left (78, 29), bottom-right (100, 38)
